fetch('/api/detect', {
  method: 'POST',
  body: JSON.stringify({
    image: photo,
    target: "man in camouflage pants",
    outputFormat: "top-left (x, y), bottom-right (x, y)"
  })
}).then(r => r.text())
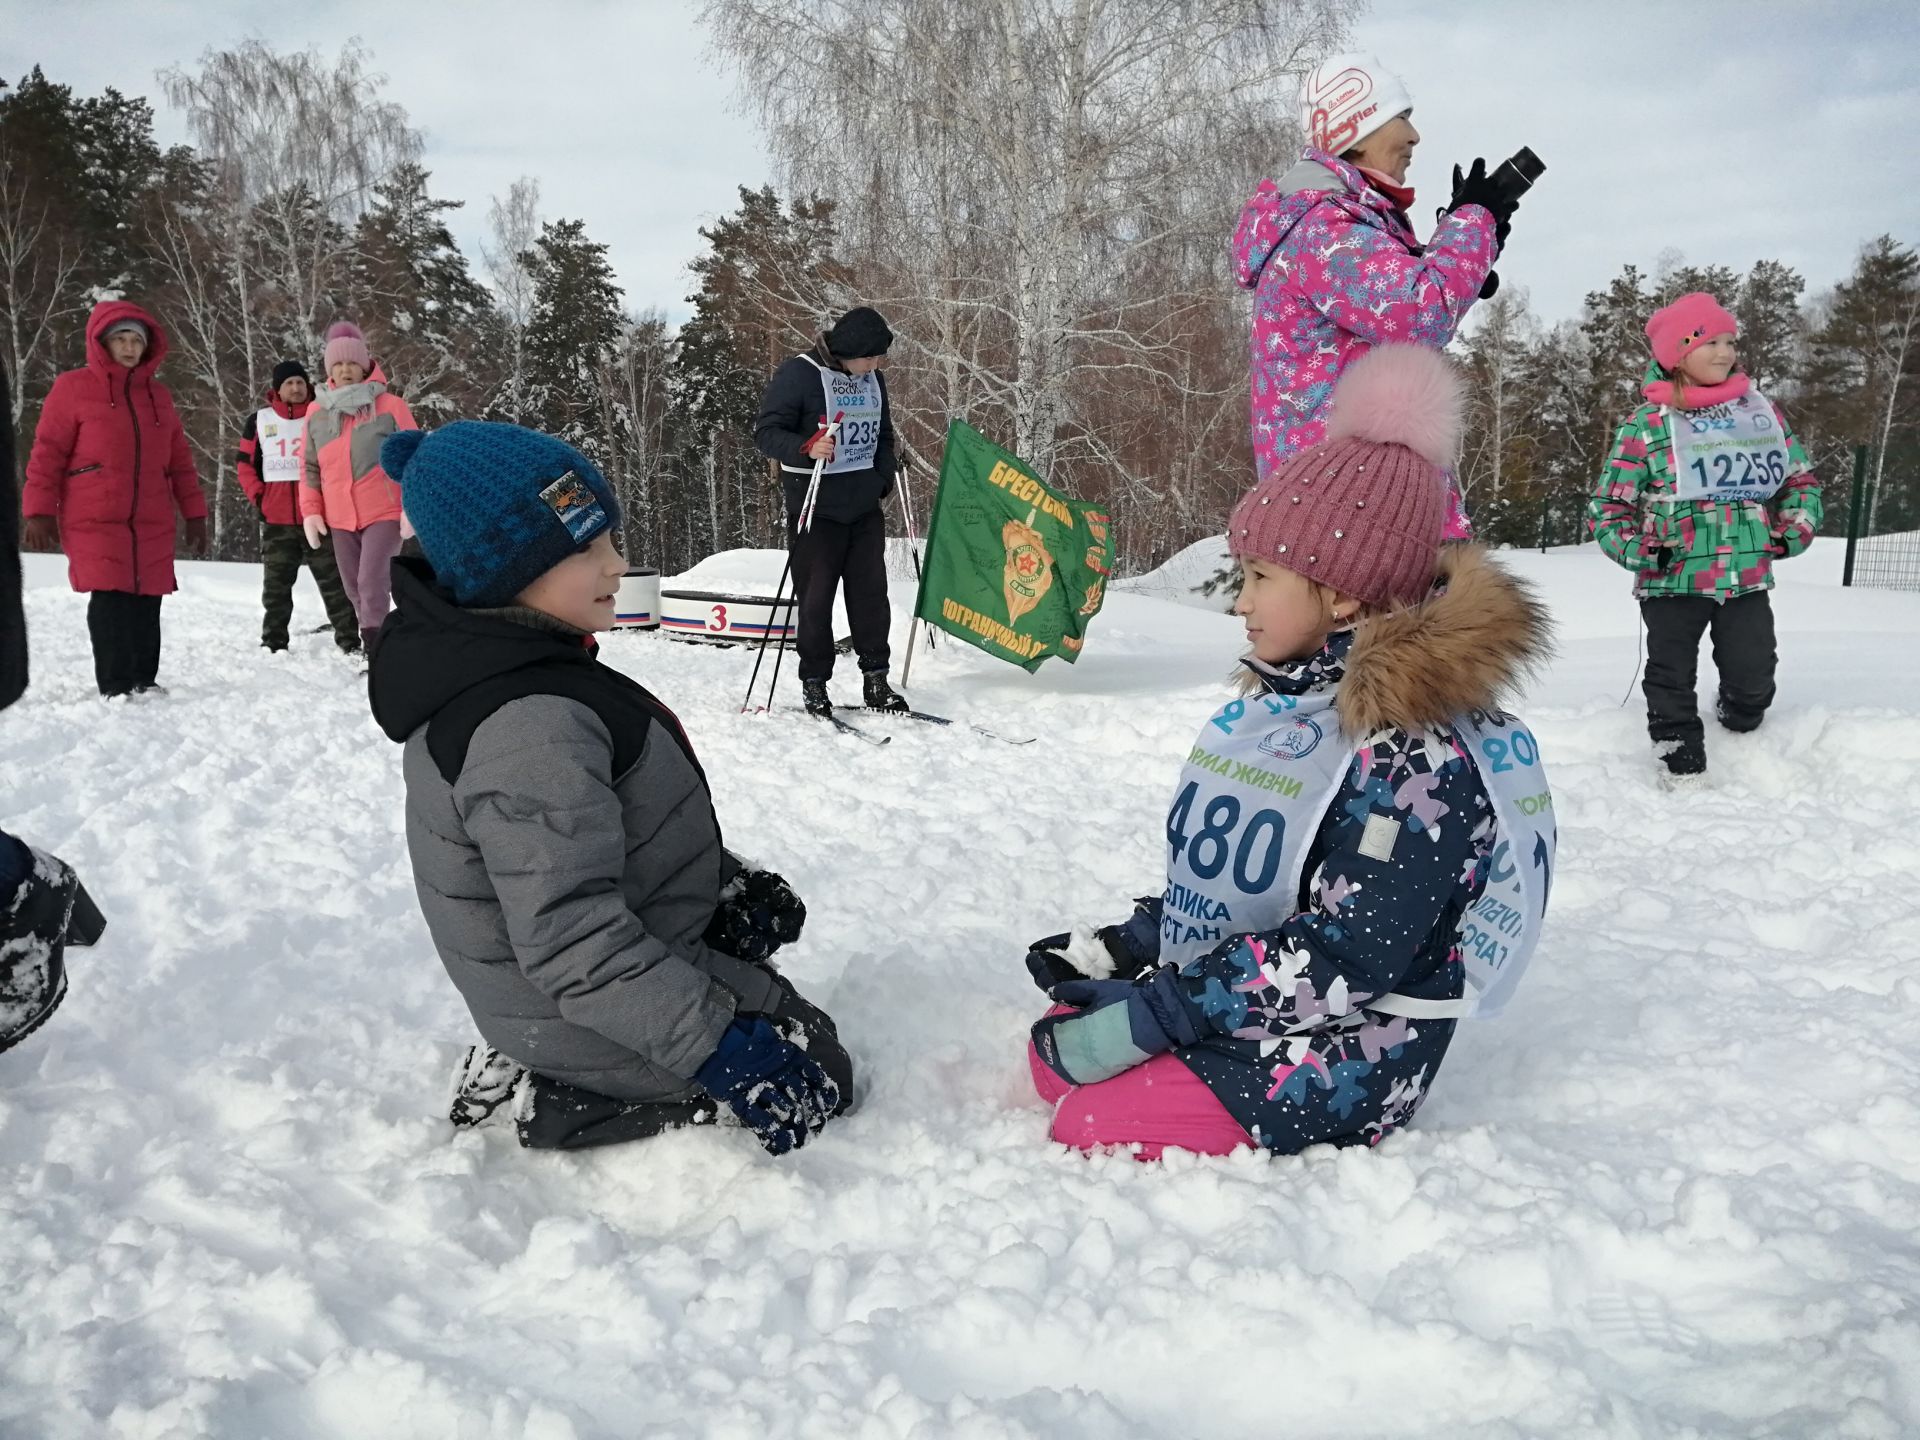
top-left (238, 361), bottom-right (359, 653)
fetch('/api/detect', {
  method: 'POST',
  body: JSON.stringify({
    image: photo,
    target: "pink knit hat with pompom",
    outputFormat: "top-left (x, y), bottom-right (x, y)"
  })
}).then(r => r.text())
top-left (323, 320), bottom-right (372, 373)
top-left (1227, 344), bottom-right (1462, 609)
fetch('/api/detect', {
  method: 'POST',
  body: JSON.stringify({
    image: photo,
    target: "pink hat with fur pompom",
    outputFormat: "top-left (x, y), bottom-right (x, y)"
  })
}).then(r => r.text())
top-left (1227, 344), bottom-right (1463, 609)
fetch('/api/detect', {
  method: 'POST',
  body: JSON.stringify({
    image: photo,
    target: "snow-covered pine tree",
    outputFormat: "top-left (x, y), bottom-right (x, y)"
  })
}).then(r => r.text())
top-left (349, 163), bottom-right (500, 423)
top-left (520, 217), bottom-right (627, 473)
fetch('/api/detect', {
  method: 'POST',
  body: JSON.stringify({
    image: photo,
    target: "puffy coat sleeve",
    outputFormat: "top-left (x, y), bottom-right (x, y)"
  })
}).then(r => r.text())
top-left (236, 409), bottom-right (265, 508)
top-left (1769, 409), bottom-right (1822, 558)
top-left (753, 358), bottom-right (822, 470)
top-left (1291, 200), bottom-right (1496, 350)
top-left (874, 371), bottom-right (897, 494)
top-left (386, 392), bottom-right (419, 434)
top-left (162, 392), bottom-right (205, 519)
top-left (298, 413), bottom-right (323, 520)
top-left (453, 695), bottom-right (737, 1080)
top-left (1166, 740), bottom-right (1488, 1040)
top-left (21, 373), bottom-right (79, 517)
top-left (1587, 411), bottom-right (1665, 572)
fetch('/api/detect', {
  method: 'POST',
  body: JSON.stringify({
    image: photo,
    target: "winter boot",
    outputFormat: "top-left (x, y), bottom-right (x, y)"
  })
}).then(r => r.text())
top-left (0, 848), bottom-right (90, 1055)
top-left (801, 679), bottom-right (834, 718)
top-left (1653, 736), bottom-right (1708, 790)
top-left (861, 670), bottom-right (909, 713)
top-left (447, 1044), bottom-right (531, 1129)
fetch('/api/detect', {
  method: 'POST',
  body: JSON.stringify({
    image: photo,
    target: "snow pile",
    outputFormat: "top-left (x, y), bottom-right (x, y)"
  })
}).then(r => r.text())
top-left (1113, 534), bottom-right (1235, 612)
top-left (665, 540), bottom-right (927, 595)
top-left (3, 543), bottom-right (1919, 1438)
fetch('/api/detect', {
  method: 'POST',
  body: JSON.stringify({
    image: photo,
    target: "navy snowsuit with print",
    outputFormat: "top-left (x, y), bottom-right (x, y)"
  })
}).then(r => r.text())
top-left (1127, 547), bottom-right (1553, 1152)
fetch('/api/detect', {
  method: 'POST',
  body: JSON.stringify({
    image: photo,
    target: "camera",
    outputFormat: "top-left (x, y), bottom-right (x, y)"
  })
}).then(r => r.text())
top-left (1487, 146), bottom-right (1546, 209)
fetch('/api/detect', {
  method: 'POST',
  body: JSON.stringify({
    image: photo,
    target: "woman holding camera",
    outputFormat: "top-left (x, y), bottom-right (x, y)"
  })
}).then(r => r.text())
top-left (1233, 52), bottom-right (1524, 538)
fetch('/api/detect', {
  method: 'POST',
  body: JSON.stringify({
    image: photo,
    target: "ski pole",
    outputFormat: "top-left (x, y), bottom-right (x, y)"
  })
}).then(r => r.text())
top-left (740, 547), bottom-right (795, 713)
top-left (744, 414), bottom-right (838, 712)
top-left (896, 456), bottom-right (934, 653)
top-left (897, 459), bottom-right (934, 690)
top-left (797, 412), bottom-right (844, 535)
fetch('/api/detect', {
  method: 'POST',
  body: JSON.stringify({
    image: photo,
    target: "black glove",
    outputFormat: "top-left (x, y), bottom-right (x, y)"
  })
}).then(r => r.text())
top-left (1445, 158), bottom-right (1519, 224)
top-left (703, 868), bottom-right (806, 963)
top-left (694, 1017), bottom-right (840, 1156)
top-left (1479, 270), bottom-right (1501, 300)
top-left (1023, 896), bottom-right (1163, 993)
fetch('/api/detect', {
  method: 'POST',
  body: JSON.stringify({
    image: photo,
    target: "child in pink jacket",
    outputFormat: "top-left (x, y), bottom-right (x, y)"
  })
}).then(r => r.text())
top-left (299, 320), bottom-right (418, 652)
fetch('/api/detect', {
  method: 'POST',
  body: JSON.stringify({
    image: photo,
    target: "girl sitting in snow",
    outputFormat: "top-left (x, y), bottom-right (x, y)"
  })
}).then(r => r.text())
top-left (1587, 292), bottom-right (1822, 786)
top-left (1025, 345), bottom-right (1555, 1158)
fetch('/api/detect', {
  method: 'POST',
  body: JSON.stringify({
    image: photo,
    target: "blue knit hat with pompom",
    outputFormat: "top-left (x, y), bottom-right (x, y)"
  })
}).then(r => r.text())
top-left (383, 421), bottom-right (621, 607)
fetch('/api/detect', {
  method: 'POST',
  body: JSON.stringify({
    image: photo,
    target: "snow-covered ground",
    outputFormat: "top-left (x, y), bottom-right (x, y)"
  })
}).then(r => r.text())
top-left (3, 540), bottom-right (1918, 1439)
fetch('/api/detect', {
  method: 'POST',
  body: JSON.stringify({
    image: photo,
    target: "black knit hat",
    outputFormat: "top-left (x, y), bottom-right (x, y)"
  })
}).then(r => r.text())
top-left (271, 359), bottom-right (312, 390)
top-left (825, 306), bottom-right (893, 360)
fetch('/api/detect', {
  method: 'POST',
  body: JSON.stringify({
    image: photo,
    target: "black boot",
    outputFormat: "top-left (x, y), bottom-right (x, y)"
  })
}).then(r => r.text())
top-left (862, 670), bottom-right (909, 713)
top-left (801, 679), bottom-right (834, 718)
top-left (1653, 735), bottom-right (1707, 789)
top-left (447, 1044), bottom-right (530, 1129)
top-left (0, 848), bottom-right (88, 1055)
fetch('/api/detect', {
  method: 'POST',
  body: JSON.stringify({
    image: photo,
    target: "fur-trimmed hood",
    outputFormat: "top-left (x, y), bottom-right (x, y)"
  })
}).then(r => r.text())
top-left (1335, 544), bottom-right (1554, 737)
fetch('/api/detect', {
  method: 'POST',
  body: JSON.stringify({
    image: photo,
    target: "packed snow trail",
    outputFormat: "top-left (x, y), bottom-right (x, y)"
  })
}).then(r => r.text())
top-left (2, 544), bottom-right (1918, 1439)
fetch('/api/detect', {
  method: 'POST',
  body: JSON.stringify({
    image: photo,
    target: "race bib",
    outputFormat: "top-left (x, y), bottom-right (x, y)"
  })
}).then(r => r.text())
top-left (257, 407), bottom-right (303, 485)
top-left (1158, 691), bottom-right (1555, 1021)
top-left (1667, 389), bottom-right (1791, 504)
top-left (818, 367), bottom-right (884, 474)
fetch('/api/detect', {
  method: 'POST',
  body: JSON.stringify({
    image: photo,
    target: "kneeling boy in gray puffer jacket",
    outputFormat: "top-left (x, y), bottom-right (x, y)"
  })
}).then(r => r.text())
top-left (370, 420), bottom-right (849, 1154)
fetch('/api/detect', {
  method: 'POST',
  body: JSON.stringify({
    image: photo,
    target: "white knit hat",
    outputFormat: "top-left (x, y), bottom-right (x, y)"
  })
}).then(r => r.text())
top-left (1299, 53), bottom-right (1413, 156)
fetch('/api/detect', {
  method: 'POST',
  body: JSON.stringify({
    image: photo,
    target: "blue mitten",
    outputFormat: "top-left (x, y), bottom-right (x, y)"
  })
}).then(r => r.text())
top-left (1030, 972), bottom-right (1199, 1087)
top-left (694, 1017), bottom-right (840, 1156)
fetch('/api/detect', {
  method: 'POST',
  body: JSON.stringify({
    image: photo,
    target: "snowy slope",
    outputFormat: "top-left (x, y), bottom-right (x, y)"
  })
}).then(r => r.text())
top-left (3, 543), bottom-right (1918, 1440)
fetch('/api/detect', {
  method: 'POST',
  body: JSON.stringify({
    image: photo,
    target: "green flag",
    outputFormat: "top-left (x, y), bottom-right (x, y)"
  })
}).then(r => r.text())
top-left (912, 419), bottom-right (1115, 673)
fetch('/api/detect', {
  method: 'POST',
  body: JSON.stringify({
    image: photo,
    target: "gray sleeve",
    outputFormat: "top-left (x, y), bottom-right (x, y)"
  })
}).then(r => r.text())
top-left (453, 695), bottom-right (734, 1080)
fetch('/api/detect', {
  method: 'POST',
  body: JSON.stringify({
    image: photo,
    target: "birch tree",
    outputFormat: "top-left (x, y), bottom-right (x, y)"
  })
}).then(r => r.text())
top-left (702, 0), bottom-right (1353, 491)
top-left (159, 40), bottom-right (421, 384)
top-left (481, 176), bottom-right (541, 424)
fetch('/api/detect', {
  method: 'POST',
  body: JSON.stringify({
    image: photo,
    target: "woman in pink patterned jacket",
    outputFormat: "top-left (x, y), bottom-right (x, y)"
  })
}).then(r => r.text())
top-left (1234, 53), bottom-right (1519, 539)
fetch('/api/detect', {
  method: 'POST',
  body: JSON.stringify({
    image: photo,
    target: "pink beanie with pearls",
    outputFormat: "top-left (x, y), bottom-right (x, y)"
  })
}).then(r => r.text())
top-left (1646, 292), bottom-right (1737, 370)
top-left (324, 320), bottom-right (372, 373)
top-left (1227, 345), bottom-right (1462, 610)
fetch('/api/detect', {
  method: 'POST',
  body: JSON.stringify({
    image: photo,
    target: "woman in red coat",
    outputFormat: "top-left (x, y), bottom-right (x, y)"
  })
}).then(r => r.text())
top-left (21, 299), bottom-right (208, 697)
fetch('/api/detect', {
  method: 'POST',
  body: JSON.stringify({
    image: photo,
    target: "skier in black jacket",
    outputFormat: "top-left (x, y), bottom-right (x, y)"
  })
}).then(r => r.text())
top-left (753, 306), bottom-right (909, 717)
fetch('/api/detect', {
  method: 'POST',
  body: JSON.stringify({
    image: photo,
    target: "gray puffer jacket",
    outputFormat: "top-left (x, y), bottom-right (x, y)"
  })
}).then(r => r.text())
top-left (371, 558), bottom-right (783, 1102)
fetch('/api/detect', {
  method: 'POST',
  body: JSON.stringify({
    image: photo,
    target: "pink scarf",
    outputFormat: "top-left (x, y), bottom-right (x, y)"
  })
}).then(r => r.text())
top-left (1356, 167), bottom-right (1415, 214)
top-left (1642, 373), bottom-right (1750, 409)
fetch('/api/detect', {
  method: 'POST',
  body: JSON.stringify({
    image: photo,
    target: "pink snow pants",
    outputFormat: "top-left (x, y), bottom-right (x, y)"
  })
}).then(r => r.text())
top-left (1028, 1006), bottom-right (1255, 1160)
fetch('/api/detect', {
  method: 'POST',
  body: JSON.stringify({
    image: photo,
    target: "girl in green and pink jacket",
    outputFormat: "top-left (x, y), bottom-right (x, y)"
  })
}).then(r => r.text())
top-left (1587, 291), bottom-right (1822, 785)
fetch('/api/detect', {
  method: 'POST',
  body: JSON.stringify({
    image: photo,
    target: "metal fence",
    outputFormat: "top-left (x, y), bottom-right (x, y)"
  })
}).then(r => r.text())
top-left (1842, 443), bottom-right (1920, 592)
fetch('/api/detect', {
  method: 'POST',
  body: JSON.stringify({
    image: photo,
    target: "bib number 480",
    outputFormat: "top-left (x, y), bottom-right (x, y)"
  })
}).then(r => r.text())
top-left (1166, 781), bottom-right (1286, 893)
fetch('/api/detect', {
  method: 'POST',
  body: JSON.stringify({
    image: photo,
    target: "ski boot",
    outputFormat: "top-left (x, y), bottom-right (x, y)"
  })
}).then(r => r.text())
top-left (801, 679), bottom-right (834, 718)
top-left (861, 670), bottom-right (910, 714)
top-left (448, 1044), bottom-right (530, 1129)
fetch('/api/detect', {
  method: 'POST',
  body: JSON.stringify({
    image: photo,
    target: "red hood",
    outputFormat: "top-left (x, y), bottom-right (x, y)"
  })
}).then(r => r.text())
top-left (85, 299), bottom-right (169, 383)
top-left (262, 382), bottom-right (314, 419)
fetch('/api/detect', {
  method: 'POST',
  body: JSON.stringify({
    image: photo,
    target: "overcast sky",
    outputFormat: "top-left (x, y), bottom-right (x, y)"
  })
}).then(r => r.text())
top-left (8, 0), bottom-right (1918, 330)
